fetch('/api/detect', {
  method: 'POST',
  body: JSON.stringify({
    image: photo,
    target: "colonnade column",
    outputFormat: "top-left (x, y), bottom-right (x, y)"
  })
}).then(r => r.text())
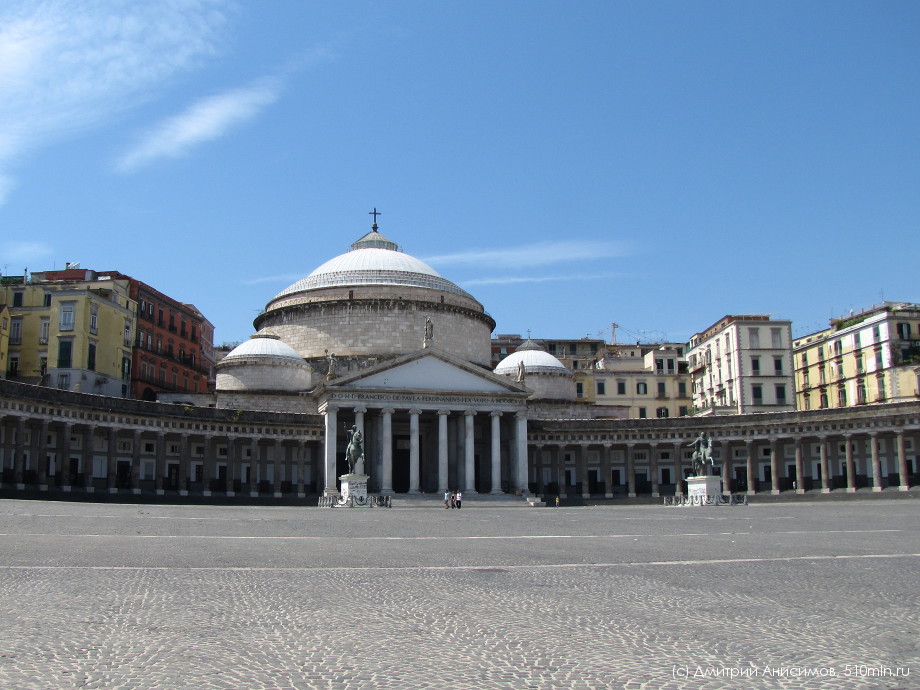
top-left (515, 412), bottom-right (528, 495)
top-left (273, 440), bottom-right (283, 497)
top-left (794, 438), bottom-right (805, 494)
top-left (296, 442), bottom-right (306, 497)
top-left (819, 436), bottom-right (831, 493)
top-left (202, 436), bottom-right (213, 495)
top-left (226, 438), bottom-right (236, 495)
top-left (896, 430), bottom-right (910, 491)
top-left (555, 445), bottom-right (566, 498)
top-left (437, 410), bottom-right (450, 494)
top-left (60, 422), bottom-right (72, 489)
top-left (869, 432), bottom-right (883, 492)
top-left (178, 434), bottom-right (189, 495)
top-left (745, 441), bottom-right (755, 495)
top-left (769, 438), bottom-right (780, 495)
top-left (13, 418), bottom-right (26, 486)
top-left (626, 442), bottom-right (636, 498)
top-left (248, 438), bottom-right (258, 495)
top-left (381, 408), bottom-right (394, 495)
top-left (36, 420), bottom-right (48, 488)
top-left (464, 411), bottom-right (477, 494)
top-left (323, 406), bottom-right (338, 496)
top-left (650, 443), bottom-right (660, 498)
top-left (130, 429), bottom-right (141, 493)
top-left (720, 445), bottom-right (730, 495)
top-left (408, 409), bottom-right (421, 494)
top-left (578, 443), bottom-right (589, 498)
top-left (107, 428), bottom-right (118, 493)
top-left (82, 426), bottom-right (94, 492)
top-left (602, 443), bottom-right (613, 498)
top-left (672, 442), bottom-right (683, 497)
top-left (489, 412), bottom-right (502, 494)
top-left (844, 434), bottom-right (856, 493)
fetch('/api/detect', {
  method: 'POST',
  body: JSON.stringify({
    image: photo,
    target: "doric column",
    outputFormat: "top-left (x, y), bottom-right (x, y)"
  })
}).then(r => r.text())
top-left (225, 438), bottom-right (236, 495)
top-left (626, 442), bottom-right (636, 498)
top-left (819, 436), bottom-right (831, 493)
top-left (896, 430), bottom-right (910, 491)
top-left (578, 443), bottom-right (590, 498)
top-left (515, 412), bottom-right (528, 494)
top-left (273, 440), bottom-right (283, 497)
top-left (437, 410), bottom-right (450, 494)
top-left (794, 437), bottom-right (805, 494)
top-left (464, 410), bottom-right (477, 494)
top-left (602, 443), bottom-right (613, 498)
top-left (131, 429), bottom-right (142, 493)
top-left (408, 409), bottom-right (421, 494)
top-left (745, 440), bottom-right (755, 495)
top-left (650, 442), bottom-right (660, 498)
top-left (178, 434), bottom-right (189, 496)
top-left (13, 418), bottom-right (26, 486)
top-left (555, 445), bottom-right (566, 498)
top-left (154, 432), bottom-right (165, 494)
top-left (296, 442), bottom-right (306, 497)
top-left (36, 420), bottom-right (49, 488)
top-left (248, 437), bottom-right (259, 495)
top-left (82, 426), bottom-right (94, 492)
top-left (59, 422), bottom-right (72, 489)
top-left (202, 436), bottom-right (214, 496)
top-left (672, 442), bottom-right (683, 497)
top-left (869, 432), bottom-right (883, 492)
top-left (844, 434), bottom-right (856, 493)
top-left (381, 408), bottom-right (394, 495)
top-left (769, 438), bottom-right (780, 494)
top-left (107, 427), bottom-right (118, 493)
top-left (323, 405), bottom-right (338, 496)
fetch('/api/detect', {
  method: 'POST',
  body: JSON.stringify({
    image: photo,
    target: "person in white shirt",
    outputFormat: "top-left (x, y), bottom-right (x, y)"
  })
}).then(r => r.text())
top-left (443, 490), bottom-right (450, 509)
top-left (455, 490), bottom-right (462, 509)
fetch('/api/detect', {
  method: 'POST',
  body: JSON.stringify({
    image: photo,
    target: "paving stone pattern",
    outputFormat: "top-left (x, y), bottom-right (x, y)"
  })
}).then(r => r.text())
top-left (0, 499), bottom-right (917, 689)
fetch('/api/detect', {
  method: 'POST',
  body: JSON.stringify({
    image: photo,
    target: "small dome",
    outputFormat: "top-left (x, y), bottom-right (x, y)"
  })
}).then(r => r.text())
top-left (495, 348), bottom-right (568, 375)
top-left (224, 333), bottom-right (303, 361)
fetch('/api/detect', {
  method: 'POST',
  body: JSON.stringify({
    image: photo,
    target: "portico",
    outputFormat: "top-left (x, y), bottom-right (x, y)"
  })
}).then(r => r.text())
top-left (317, 348), bottom-right (529, 497)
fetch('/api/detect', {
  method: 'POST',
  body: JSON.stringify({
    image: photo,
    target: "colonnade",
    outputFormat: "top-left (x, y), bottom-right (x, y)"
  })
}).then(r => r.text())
top-left (320, 403), bottom-right (528, 497)
top-left (529, 428), bottom-right (917, 497)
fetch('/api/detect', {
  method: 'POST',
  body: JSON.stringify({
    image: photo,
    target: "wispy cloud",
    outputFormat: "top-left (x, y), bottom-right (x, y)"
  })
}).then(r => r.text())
top-left (243, 272), bottom-right (303, 286)
top-left (463, 272), bottom-right (623, 287)
top-left (0, 0), bottom-right (231, 204)
top-left (423, 240), bottom-right (629, 270)
top-left (116, 78), bottom-right (283, 172)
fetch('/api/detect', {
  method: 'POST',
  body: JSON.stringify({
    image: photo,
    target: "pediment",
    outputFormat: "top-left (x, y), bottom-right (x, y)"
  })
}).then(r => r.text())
top-left (333, 350), bottom-right (521, 394)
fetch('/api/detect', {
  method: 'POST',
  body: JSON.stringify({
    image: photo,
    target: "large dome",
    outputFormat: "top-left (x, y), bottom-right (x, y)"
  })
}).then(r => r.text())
top-left (274, 242), bottom-right (473, 301)
top-left (254, 224), bottom-right (495, 366)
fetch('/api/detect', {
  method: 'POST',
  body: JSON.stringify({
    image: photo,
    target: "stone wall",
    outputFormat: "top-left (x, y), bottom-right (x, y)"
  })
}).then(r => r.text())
top-left (256, 296), bottom-right (494, 366)
top-left (216, 356), bottom-right (315, 392)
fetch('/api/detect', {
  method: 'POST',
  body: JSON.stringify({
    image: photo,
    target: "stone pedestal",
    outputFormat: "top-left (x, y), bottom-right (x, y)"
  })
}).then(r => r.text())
top-left (686, 475), bottom-right (722, 499)
top-left (340, 473), bottom-right (369, 501)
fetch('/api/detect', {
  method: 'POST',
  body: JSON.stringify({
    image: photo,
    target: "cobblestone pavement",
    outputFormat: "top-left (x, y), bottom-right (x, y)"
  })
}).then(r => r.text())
top-left (0, 498), bottom-right (917, 689)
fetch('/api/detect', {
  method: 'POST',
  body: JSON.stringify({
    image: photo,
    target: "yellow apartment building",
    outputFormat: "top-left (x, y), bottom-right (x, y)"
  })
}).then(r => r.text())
top-left (577, 343), bottom-right (691, 419)
top-left (1, 272), bottom-right (136, 397)
top-left (793, 302), bottom-right (920, 410)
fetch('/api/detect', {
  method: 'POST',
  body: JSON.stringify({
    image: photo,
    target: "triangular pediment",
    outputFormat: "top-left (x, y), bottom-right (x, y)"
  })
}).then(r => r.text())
top-left (332, 350), bottom-right (523, 394)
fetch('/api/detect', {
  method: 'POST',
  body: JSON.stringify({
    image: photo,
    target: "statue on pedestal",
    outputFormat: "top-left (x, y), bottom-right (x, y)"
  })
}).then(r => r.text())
top-left (344, 425), bottom-right (365, 475)
top-left (687, 432), bottom-right (714, 476)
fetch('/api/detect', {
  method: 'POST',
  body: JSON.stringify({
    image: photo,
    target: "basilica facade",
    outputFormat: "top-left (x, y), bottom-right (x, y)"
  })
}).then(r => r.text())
top-left (1, 223), bottom-right (918, 500)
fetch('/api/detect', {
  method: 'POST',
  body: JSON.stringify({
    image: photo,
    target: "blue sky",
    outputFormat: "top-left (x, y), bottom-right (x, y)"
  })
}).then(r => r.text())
top-left (1, 1), bottom-right (918, 347)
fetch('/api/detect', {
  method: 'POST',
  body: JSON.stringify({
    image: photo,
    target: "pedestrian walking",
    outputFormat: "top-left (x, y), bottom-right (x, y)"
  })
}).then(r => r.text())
top-left (444, 489), bottom-right (450, 509)
top-left (455, 490), bottom-right (462, 509)
top-left (450, 491), bottom-right (456, 508)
